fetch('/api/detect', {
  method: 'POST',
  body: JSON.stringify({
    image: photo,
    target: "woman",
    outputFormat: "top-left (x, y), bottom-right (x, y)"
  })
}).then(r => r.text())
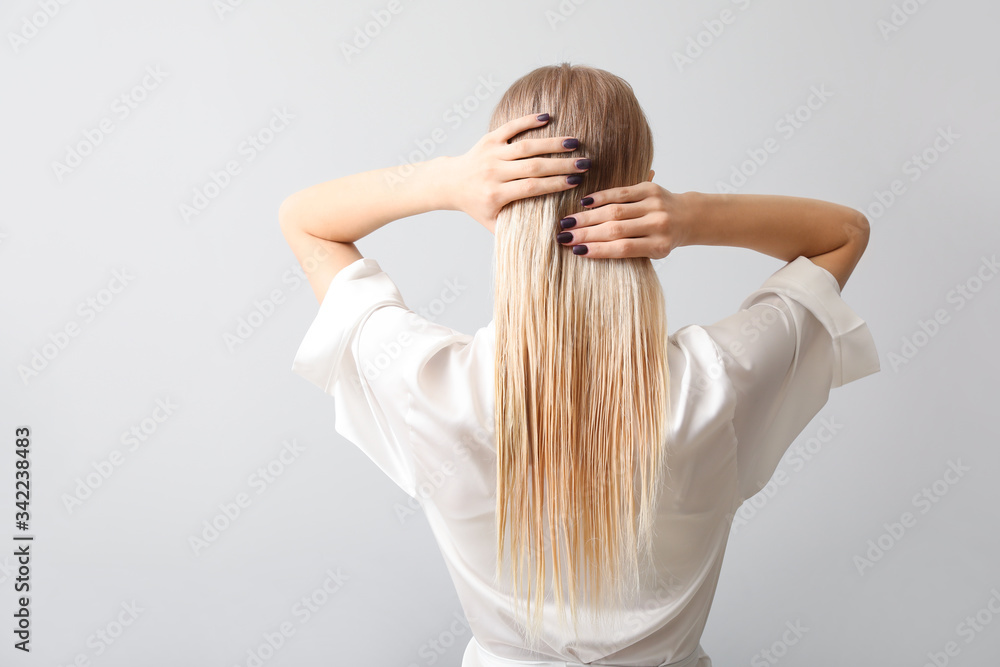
top-left (280, 63), bottom-right (880, 667)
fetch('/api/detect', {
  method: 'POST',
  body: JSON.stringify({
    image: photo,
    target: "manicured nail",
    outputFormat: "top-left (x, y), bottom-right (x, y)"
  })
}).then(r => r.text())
top-left (573, 244), bottom-right (588, 255)
top-left (559, 217), bottom-right (576, 229)
top-left (580, 196), bottom-right (594, 206)
top-left (562, 138), bottom-right (579, 149)
top-left (537, 113), bottom-right (550, 121)
top-left (556, 231), bottom-right (573, 243)
top-left (575, 158), bottom-right (591, 170)
top-left (566, 174), bottom-right (583, 185)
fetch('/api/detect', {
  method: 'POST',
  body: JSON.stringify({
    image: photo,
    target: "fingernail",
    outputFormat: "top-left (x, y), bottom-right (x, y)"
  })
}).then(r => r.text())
top-left (562, 138), bottom-right (579, 149)
top-left (537, 113), bottom-right (550, 121)
top-left (575, 158), bottom-right (591, 170)
top-left (566, 174), bottom-right (583, 185)
top-left (580, 196), bottom-right (594, 206)
top-left (556, 231), bottom-right (573, 244)
top-left (559, 217), bottom-right (576, 229)
top-left (573, 244), bottom-right (588, 255)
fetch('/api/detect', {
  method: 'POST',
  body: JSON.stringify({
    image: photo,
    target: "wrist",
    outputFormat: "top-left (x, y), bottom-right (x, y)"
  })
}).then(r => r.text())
top-left (428, 155), bottom-right (459, 212)
top-left (676, 191), bottom-right (706, 248)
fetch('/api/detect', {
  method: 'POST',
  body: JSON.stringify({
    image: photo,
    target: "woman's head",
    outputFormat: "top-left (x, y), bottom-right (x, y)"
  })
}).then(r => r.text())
top-left (489, 63), bottom-right (671, 648)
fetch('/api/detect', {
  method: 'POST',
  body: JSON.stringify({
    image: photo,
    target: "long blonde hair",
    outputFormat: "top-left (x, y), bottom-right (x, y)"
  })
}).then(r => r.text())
top-left (491, 63), bottom-right (671, 647)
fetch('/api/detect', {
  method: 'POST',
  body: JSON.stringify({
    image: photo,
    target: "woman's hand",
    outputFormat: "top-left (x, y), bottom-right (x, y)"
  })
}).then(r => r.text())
top-left (555, 181), bottom-right (693, 259)
top-left (443, 113), bottom-right (591, 233)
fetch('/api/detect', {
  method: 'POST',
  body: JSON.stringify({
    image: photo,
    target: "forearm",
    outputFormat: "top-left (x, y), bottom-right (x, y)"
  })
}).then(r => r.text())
top-left (278, 156), bottom-right (454, 242)
top-left (679, 191), bottom-right (866, 262)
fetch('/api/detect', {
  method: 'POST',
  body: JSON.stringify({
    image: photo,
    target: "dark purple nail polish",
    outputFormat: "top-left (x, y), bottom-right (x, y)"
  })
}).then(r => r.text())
top-left (575, 158), bottom-right (591, 169)
top-left (537, 113), bottom-right (550, 121)
top-left (573, 244), bottom-right (588, 255)
top-left (566, 174), bottom-right (583, 185)
top-left (580, 196), bottom-right (594, 206)
top-left (556, 231), bottom-right (573, 243)
top-left (562, 138), bottom-right (579, 149)
top-left (560, 217), bottom-right (576, 229)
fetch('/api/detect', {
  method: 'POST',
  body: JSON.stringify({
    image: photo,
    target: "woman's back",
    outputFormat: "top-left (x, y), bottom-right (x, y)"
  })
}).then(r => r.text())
top-left (290, 251), bottom-right (880, 666)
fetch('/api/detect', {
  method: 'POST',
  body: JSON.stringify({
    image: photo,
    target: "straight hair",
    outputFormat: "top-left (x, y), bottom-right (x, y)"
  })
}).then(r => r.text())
top-left (490, 62), bottom-right (672, 647)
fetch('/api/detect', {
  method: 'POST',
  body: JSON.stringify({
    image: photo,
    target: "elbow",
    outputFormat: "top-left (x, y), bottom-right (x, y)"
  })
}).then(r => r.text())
top-left (850, 211), bottom-right (870, 253)
top-left (278, 194), bottom-right (300, 236)
top-left (842, 211), bottom-right (870, 263)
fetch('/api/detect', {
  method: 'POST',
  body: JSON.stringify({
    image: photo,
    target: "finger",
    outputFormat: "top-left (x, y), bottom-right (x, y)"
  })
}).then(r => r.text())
top-left (560, 200), bottom-right (650, 230)
top-left (503, 136), bottom-right (580, 160)
top-left (497, 173), bottom-right (580, 203)
top-left (496, 112), bottom-right (551, 145)
top-left (556, 213), bottom-right (661, 246)
top-left (564, 236), bottom-right (663, 260)
top-left (578, 182), bottom-right (655, 209)
top-left (500, 156), bottom-right (590, 180)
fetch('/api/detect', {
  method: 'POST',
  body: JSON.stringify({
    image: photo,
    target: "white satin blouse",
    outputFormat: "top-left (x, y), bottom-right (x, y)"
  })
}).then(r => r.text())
top-left (290, 255), bottom-right (881, 667)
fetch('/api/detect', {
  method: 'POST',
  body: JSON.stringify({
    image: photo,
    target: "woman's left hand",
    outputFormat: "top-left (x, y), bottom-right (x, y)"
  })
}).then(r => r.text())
top-left (443, 113), bottom-right (591, 233)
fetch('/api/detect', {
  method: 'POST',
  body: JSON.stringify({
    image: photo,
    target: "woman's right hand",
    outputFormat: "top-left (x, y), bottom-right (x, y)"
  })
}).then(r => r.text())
top-left (556, 181), bottom-right (693, 259)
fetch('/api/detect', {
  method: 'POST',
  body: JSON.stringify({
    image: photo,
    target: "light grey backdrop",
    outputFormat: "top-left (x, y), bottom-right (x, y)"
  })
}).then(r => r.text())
top-left (3, 0), bottom-right (999, 665)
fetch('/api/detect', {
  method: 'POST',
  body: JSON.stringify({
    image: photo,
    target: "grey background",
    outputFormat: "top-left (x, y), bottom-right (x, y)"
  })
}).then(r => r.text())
top-left (2, 0), bottom-right (998, 665)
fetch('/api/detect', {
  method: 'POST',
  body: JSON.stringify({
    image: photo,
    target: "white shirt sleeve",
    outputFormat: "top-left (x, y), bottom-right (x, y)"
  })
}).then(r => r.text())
top-left (289, 257), bottom-right (470, 499)
top-left (701, 256), bottom-right (881, 504)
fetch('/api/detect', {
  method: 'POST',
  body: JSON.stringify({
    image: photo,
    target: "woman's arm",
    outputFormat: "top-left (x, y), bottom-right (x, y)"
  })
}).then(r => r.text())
top-left (679, 192), bottom-right (870, 292)
top-left (278, 158), bottom-right (453, 303)
top-left (553, 183), bottom-right (869, 292)
top-left (279, 157), bottom-right (454, 245)
top-left (279, 112), bottom-right (592, 304)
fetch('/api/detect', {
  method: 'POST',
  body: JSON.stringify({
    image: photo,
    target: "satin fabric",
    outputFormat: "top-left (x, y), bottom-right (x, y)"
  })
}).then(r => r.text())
top-left (290, 255), bottom-right (880, 666)
top-left (463, 634), bottom-right (711, 666)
